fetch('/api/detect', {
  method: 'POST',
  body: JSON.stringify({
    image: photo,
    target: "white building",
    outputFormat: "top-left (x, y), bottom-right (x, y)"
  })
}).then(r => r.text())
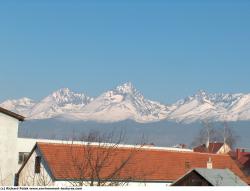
top-left (0, 107), bottom-right (24, 185)
top-left (0, 107), bottom-right (65, 185)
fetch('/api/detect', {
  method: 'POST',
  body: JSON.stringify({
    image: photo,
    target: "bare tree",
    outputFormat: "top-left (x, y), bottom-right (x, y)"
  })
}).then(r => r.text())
top-left (191, 121), bottom-right (217, 148)
top-left (192, 121), bottom-right (239, 149)
top-left (221, 122), bottom-right (239, 149)
top-left (68, 130), bottom-right (153, 186)
top-left (18, 159), bottom-right (52, 186)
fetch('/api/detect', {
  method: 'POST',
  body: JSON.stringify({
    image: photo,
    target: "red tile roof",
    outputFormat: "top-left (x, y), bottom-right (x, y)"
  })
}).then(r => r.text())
top-left (193, 143), bottom-right (225, 153)
top-left (229, 150), bottom-right (250, 168)
top-left (239, 155), bottom-right (250, 167)
top-left (29, 142), bottom-right (248, 184)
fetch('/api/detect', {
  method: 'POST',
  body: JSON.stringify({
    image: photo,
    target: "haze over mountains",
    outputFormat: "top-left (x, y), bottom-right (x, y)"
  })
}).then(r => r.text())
top-left (1, 82), bottom-right (250, 124)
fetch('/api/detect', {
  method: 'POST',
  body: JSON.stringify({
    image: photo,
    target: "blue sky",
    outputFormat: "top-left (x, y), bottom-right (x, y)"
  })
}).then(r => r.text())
top-left (0, 0), bottom-right (250, 103)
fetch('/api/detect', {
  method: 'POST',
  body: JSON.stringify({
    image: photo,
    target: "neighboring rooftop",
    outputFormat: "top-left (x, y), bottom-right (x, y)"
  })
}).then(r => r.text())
top-left (230, 148), bottom-right (250, 176)
top-left (0, 106), bottom-right (24, 121)
top-left (197, 168), bottom-right (246, 186)
top-left (172, 168), bottom-right (248, 186)
top-left (193, 143), bottom-right (225, 154)
top-left (18, 142), bottom-right (248, 184)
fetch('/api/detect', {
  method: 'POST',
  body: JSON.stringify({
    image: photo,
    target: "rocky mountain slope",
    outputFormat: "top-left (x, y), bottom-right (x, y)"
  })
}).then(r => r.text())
top-left (1, 82), bottom-right (250, 123)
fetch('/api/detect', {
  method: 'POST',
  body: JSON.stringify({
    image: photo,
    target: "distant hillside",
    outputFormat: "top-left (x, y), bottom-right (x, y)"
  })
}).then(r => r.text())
top-left (18, 119), bottom-right (250, 148)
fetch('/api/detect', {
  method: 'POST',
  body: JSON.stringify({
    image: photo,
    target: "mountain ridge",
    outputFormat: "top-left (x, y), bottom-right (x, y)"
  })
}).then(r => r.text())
top-left (1, 82), bottom-right (250, 123)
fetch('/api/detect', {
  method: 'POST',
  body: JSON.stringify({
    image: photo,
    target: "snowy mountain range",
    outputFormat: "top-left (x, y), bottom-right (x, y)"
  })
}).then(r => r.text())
top-left (1, 82), bottom-right (250, 123)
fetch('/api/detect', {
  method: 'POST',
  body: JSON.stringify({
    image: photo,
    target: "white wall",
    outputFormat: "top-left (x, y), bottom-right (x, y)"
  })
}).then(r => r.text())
top-left (217, 144), bottom-right (231, 154)
top-left (18, 149), bottom-right (53, 186)
top-left (0, 113), bottom-right (19, 186)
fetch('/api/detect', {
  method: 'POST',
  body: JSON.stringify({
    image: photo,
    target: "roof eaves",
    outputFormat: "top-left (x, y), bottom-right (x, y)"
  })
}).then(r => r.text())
top-left (0, 107), bottom-right (25, 121)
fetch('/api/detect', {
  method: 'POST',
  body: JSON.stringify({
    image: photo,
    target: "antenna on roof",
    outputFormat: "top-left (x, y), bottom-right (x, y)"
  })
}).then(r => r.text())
top-left (205, 121), bottom-right (210, 149)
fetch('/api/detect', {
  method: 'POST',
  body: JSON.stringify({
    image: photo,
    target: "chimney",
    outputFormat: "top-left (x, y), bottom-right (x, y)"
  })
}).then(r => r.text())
top-left (207, 157), bottom-right (213, 169)
top-left (236, 148), bottom-right (244, 160)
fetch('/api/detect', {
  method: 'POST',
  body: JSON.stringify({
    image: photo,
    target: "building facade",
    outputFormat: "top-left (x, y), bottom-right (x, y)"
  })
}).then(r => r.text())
top-left (0, 107), bottom-right (24, 185)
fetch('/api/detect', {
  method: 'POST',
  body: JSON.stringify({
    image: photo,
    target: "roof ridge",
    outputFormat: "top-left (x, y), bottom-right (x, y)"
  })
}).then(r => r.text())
top-left (36, 142), bottom-right (232, 156)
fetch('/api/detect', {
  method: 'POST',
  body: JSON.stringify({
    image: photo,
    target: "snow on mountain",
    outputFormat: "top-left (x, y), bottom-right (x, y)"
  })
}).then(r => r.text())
top-left (0, 97), bottom-right (36, 116)
top-left (61, 82), bottom-right (169, 122)
top-left (0, 88), bottom-right (93, 119)
top-left (168, 90), bottom-right (250, 123)
top-left (226, 94), bottom-right (250, 121)
top-left (168, 90), bottom-right (224, 123)
top-left (28, 88), bottom-right (93, 119)
top-left (1, 84), bottom-right (250, 123)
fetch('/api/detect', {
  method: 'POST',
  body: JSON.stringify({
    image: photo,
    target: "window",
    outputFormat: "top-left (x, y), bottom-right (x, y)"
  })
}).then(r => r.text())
top-left (18, 152), bottom-right (30, 164)
top-left (185, 161), bottom-right (191, 170)
top-left (35, 156), bottom-right (41, 173)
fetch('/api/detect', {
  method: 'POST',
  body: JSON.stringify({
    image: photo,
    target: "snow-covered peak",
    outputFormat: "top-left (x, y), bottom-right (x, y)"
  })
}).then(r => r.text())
top-left (196, 89), bottom-right (207, 96)
top-left (43, 88), bottom-right (92, 105)
top-left (1, 84), bottom-right (250, 123)
top-left (195, 89), bottom-right (209, 98)
top-left (1, 97), bottom-right (35, 106)
top-left (187, 91), bottom-right (244, 110)
top-left (167, 90), bottom-right (250, 123)
top-left (27, 88), bottom-right (93, 119)
top-left (115, 82), bottom-right (136, 94)
top-left (51, 88), bottom-right (71, 97)
top-left (98, 82), bottom-right (145, 107)
top-left (0, 97), bottom-right (36, 117)
top-left (177, 90), bottom-right (211, 106)
top-left (62, 83), bottom-right (168, 123)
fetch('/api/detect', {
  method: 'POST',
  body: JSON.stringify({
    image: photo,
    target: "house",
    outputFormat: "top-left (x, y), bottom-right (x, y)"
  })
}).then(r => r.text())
top-left (171, 168), bottom-right (248, 186)
top-left (230, 148), bottom-right (250, 176)
top-left (0, 107), bottom-right (24, 185)
top-left (193, 142), bottom-right (231, 154)
top-left (0, 107), bottom-right (67, 185)
top-left (15, 142), bottom-right (249, 186)
top-left (1, 105), bottom-right (195, 186)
